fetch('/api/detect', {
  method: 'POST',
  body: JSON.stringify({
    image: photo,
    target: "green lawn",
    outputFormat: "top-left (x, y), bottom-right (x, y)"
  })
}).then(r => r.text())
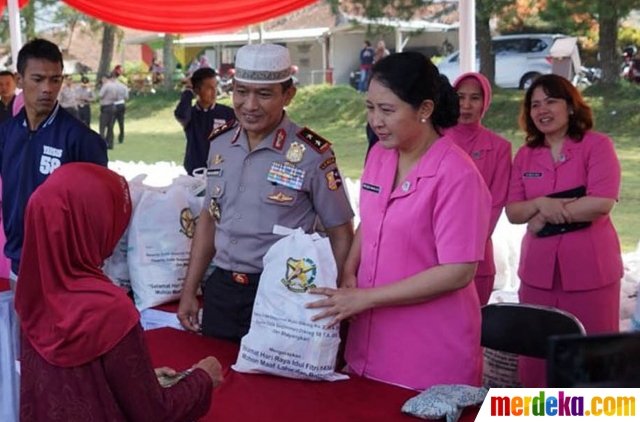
top-left (111, 83), bottom-right (640, 251)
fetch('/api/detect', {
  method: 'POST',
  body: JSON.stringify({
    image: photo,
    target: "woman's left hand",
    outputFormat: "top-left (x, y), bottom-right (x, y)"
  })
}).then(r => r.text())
top-left (527, 213), bottom-right (547, 234)
top-left (306, 287), bottom-right (372, 328)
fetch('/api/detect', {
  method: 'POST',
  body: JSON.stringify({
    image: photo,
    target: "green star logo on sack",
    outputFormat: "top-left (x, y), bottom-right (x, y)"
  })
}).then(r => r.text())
top-left (281, 257), bottom-right (317, 293)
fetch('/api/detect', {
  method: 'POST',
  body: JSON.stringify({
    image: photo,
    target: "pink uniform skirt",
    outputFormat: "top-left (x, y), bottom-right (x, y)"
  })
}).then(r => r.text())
top-left (517, 260), bottom-right (620, 387)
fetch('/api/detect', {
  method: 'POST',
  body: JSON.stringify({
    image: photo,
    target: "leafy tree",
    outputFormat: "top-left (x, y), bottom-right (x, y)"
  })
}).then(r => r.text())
top-left (497, 0), bottom-right (551, 34)
top-left (96, 23), bottom-right (118, 82)
top-left (327, 0), bottom-right (421, 20)
top-left (52, 4), bottom-right (87, 51)
top-left (162, 34), bottom-right (175, 90)
top-left (539, 0), bottom-right (594, 35)
top-left (477, 0), bottom-right (515, 85)
top-left (540, 0), bottom-right (640, 84)
top-left (0, 0), bottom-right (57, 43)
top-left (327, 0), bottom-right (519, 86)
top-left (2, 1), bottom-right (123, 81)
top-left (619, 25), bottom-right (640, 50)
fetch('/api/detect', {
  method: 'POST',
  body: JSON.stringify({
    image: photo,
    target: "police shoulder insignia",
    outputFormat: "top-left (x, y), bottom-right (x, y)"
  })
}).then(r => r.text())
top-left (296, 127), bottom-right (331, 154)
top-left (207, 119), bottom-right (237, 141)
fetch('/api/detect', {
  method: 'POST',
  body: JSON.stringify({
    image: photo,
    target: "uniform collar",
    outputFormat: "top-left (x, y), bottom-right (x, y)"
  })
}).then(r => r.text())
top-left (233, 112), bottom-right (291, 154)
top-left (413, 135), bottom-right (454, 178)
top-left (531, 137), bottom-right (579, 169)
top-left (1, 95), bottom-right (15, 109)
top-left (375, 136), bottom-right (453, 200)
top-left (195, 102), bottom-right (216, 112)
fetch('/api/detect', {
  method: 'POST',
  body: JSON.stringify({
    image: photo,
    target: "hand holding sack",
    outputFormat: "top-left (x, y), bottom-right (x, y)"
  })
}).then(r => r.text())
top-left (232, 226), bottom-right (348, 381)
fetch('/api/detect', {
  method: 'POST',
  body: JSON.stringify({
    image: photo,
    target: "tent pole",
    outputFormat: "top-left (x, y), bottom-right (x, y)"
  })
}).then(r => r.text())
top-left (459, 0), bottom-right (476, 73)
top-left (395, 28), bottom-right (403, 53)
top-left (7, 0), bottom-right (23, 72)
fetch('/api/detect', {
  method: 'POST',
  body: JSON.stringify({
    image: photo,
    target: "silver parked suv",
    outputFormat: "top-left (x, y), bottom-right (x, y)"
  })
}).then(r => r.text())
top-left (438, 33), bottom-right (567, 89)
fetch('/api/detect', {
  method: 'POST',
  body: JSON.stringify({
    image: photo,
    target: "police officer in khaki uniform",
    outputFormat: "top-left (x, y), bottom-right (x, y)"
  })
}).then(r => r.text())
top-left (178, 43), bottom-right (354, 342)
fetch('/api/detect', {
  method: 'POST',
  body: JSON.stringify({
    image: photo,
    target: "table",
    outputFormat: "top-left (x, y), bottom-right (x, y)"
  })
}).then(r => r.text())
top-left (145, 328), bottom-right (480, 422)
top-left (140, 299), bottom-right (203, 331)
top-left (0, 283), bottom-right (19, 422)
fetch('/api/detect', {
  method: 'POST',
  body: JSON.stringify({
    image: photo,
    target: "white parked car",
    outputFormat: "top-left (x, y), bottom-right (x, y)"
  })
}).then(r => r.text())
top-left (438, 34), bottom-right (567, 89)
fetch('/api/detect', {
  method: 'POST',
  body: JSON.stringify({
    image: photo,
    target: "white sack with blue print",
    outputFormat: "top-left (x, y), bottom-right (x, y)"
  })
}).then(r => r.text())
top-left (127, 176), bottom-right (206, 310)
top-left (232, 226), bottom-right (348, 381)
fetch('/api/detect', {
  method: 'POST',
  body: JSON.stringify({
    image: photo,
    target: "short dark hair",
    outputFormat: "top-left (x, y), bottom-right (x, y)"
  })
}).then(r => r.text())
top-left (17, 38), bottom-right (64, 76)
top-left (281, 78), bottom-right (293, 92)
top-left (191, 67), bottom-right (217, 90)
top-left (370, 52), bottom-right (460, 132)
top-left (519, 74), bottom-right (592, 147)
top-left (0, 70), bottom-right (15, 78)
top-left (81, 76), bottom-right (89, 84)
top-left (364, 40), bottom-right (371, 47)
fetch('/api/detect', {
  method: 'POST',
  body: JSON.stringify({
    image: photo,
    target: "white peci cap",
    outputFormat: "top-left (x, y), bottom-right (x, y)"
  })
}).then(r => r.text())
top-left (234, 43), bottom-right (292, 84)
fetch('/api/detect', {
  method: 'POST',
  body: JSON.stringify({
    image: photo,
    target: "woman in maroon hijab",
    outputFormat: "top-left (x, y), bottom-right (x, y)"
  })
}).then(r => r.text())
top-left (15, 163), bottom-right (222, 422)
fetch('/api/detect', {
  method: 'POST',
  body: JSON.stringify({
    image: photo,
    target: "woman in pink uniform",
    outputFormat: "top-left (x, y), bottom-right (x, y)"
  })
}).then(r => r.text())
top-left (449, 72), bottom-right (512, 305)
top-left (308, 52), bottom-right (492, 390)
top-left (506, 74), bottom-right (622, 387)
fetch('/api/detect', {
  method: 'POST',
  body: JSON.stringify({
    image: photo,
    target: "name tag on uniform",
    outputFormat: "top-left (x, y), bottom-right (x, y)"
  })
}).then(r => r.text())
top-left (362, 183), bottom-right (381, 194)
top-left (523, 172), bottom-right (543, 178)
top-left (207, 168), bottom-right (223, 177)
top-left (267, 162), bottom-right (305, 190)
top-left (213, 119), bottom-right (227, 128)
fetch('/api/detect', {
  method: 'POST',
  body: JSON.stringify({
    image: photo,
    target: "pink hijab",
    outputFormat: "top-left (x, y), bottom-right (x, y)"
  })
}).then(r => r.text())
top-left (12, 91), bottom-right (24, 115)
top-left (446, 72), bottom-right (493, 153)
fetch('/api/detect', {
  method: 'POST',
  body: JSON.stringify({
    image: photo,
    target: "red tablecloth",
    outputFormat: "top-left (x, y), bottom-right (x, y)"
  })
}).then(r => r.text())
top-left (145, 328), bottom-right (480, 422)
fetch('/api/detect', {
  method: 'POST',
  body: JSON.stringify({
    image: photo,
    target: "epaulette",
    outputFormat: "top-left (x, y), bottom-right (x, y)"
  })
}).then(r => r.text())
top-left (207, 119), bottom-right (237, 141)
top-left (296, 127), bottom-right (332, 154)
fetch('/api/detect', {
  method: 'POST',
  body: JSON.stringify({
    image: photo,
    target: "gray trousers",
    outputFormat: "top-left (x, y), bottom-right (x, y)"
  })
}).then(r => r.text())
top-left (9, 270), bottom-right (17, 292)
top-left (99, 104), bottom-right (116, 149)
top-left (78, 104), bottom-right (91, 127)
top-left (115, 104), bottom-right (125, 144)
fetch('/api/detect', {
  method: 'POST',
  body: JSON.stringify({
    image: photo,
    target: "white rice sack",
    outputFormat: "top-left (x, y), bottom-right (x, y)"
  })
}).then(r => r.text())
top-left (128, 177), bottom-right (205, 310)
top-left (103, 175), bottom-right (147, 291)
top-left (233, 226), bottom-right (347, 381)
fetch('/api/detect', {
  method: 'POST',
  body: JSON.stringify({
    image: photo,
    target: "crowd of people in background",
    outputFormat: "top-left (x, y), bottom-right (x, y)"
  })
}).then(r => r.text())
top-left (0, 35), bottom-right (626, 421)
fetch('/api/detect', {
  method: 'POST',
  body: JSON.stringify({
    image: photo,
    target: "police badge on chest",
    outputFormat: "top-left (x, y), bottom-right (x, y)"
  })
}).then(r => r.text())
top-left (209, 198), bottom-right (221, 222)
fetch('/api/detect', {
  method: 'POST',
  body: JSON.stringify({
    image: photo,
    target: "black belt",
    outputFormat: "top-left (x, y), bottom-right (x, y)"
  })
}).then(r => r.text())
top-left (216, 268), bottom-right (261, 285)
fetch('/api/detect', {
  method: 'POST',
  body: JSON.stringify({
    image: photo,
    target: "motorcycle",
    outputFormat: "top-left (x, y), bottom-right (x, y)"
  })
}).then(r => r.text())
top-left (621, 45), bottom-right (637, 79)
top-left (627, 59), bottom-right (640, 84)
top-left (573, 66), bottom-right (601, 88)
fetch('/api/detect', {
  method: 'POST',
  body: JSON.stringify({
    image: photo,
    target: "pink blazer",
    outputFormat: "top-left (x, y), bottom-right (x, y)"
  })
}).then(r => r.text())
top-left (507, 131), bottom-right (623, 291)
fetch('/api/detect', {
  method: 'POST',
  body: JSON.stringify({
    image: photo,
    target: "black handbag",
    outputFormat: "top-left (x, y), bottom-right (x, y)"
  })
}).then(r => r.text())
top-left (536, 186), bottom-right (592, 237)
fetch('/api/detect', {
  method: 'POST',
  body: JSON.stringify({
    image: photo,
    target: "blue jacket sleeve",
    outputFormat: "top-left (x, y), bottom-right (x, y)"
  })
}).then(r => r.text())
top-left (174, 90), bottom-right (196, 128)
top-left (76, 129), bottom-right (109, 166)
